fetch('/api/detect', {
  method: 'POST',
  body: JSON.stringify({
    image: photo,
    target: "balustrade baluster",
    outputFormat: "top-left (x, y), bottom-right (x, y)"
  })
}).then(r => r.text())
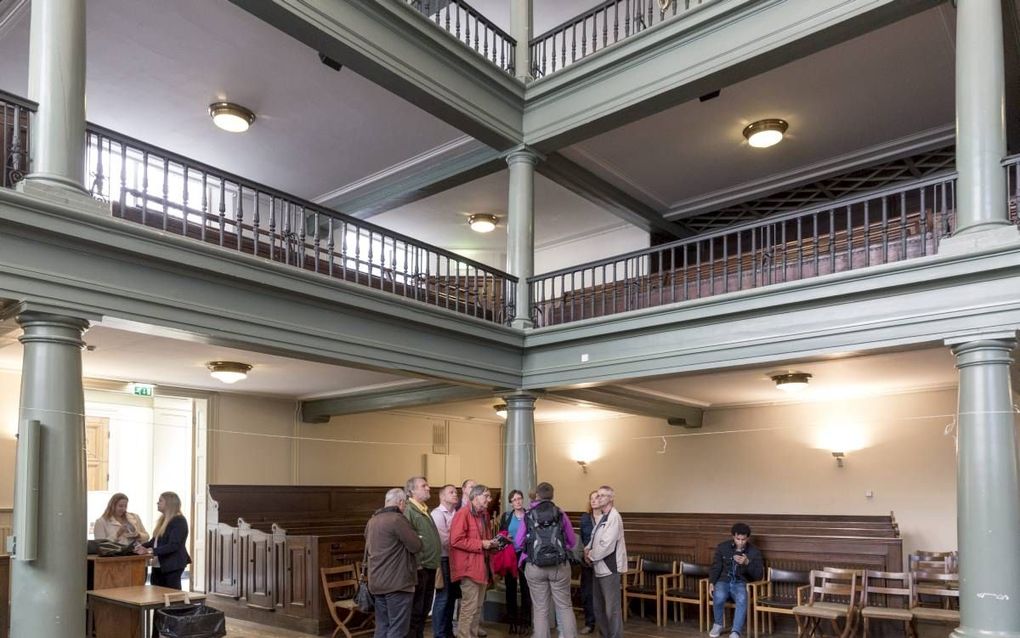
top-left (161, 158), bottom-right (169, 231)
top-left (253, 190), bottom-right (261, 258)
top-left (626, 0), bottom-right (631, 36)
top-left (235, 187), bottom-right (244, 253)
top-left (919, 188), bottom-right (928, 256)
top-left (602, 7), bottom-right (608, 47)
top-left (863, 201), bottom-right (870, 267)
top-left (313, 212), bottom-right (321, 273)
top-left (182, 165), bottom-right (189, 238)
top-left (92, 133), bottom-right (105, 198)
top-left (881, 197), bottom-right (889, 263)
top-left (571, 23), bottom-right (577, 62)
top-left (118, 144), bottom-right (127, 217)
top-left (328, 219), bottom-right (336, 278)
top-left (613, 2), bottom-right (620, 42)
top-left (340, 221), bottom-right (348, 280)
top-left (200, 173), bottom-right (208, 243)
top-left (581, 17), bottom-right (587, 57)
top-left (899, 192), bottom-right (907, 260)
top-left (140, 151), bottom-right (149, 226)
top-left (217, 180), bottom-right (226, 246)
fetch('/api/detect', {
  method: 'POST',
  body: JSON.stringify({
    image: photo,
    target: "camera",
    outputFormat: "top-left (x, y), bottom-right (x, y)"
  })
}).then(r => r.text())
top-left (490, 535), bottom-right (511, 550)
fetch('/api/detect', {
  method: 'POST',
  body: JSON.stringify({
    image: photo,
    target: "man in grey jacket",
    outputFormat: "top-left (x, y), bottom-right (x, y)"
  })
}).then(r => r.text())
top-left (584, 485), bottom-right (628, 638)
top-left (366, 488), bottom-right (424, 638)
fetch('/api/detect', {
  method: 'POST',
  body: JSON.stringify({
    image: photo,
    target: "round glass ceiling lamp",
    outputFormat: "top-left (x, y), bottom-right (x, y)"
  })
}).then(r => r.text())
top-left (743, 118), bottom-right (789, 148)
top-left (209, 102), bottom-right (256, 133)
top-left (469, 214), bottom-right (498, 233)
top-left (771, 372), bottom-right (811, 393)
top-left (207, 361), bottom-right (252, 384)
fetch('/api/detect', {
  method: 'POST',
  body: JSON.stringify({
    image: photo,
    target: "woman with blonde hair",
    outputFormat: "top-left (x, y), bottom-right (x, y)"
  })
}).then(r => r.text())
top-left (136, 491), bottom-right (191, 589)
top-left (94, 492), bottom-right (149, 544)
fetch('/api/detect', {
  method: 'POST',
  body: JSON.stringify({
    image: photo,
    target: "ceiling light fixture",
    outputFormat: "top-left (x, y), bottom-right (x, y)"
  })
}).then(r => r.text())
top-left (743, 118), bottom-right (788, 148)
top-left (209, 102), bottom-right (256, 133)
top-left (771, 371), bottom-right (812, 393)
top-left (494, 403), bottom-right (508, 419)
top-left (207, 361), bottom-right (252, 384)
top-left (468, 214), bottom-right (498, 233)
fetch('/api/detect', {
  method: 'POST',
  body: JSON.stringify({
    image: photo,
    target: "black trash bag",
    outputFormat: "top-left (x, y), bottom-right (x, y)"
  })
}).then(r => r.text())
top-left (154, 603), bottom-right (227, 638)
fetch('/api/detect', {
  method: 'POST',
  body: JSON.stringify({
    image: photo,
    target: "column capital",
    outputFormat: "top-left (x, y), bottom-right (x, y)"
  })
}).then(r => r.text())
top-left (504, 146), bottom-right (543, 167)
top-left (16, 312), bottom-right (89, 348)
top-left (948, 337), bottom-right (1017, 368)
top-left (502, 390), bottom-right (541, 407)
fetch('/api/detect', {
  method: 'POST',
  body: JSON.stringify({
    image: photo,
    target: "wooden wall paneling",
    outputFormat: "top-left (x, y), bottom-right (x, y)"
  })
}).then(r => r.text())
top-left (207, 523), bottom-right (240, 598)
top-left (241, 522), bottom-right (276, 610)
top-left (283, 535), bottom-right (314, 616)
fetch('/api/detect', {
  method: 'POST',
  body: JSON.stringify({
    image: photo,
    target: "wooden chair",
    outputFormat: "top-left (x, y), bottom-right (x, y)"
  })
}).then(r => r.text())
top-left (792, 569), bottom-right (860, 638)
top-left (860, 571), bottom-right (914, 638)
top-left (910, 572), bottom-right (959, 633)
top-left (909, 551), bottom-right (957, 574)
top-left (750, 567), bottom-right (811, 638)
top-left (320, 564), bottom-right (375, 638)
top-left (660, 561), bottom-right (711, 630)
top-left (622, 557), bottom-right (676, 626)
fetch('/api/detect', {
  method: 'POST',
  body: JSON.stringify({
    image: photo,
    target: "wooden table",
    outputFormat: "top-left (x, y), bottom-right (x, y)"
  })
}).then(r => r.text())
top-left (88, 585), bottom-right (206, 638)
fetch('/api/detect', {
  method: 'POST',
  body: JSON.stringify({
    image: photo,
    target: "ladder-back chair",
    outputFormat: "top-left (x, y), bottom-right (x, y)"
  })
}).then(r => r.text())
top-left (792, 569), bottom-right (860, 638)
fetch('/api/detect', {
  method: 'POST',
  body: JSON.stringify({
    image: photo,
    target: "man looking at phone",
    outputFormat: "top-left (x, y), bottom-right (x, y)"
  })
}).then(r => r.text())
top-left (708, 523), bottom-right (763, 638)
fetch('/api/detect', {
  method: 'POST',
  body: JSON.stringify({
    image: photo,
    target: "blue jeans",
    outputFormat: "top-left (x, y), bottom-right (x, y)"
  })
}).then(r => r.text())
top-left (432, 557), bottom-right (460, 638)
top-left (712, 580), bottom-right (748, 635)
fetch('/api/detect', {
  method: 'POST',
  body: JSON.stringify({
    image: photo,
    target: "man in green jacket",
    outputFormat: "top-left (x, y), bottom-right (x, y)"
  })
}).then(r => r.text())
top-left (405, 476), bottom-right (442, 638)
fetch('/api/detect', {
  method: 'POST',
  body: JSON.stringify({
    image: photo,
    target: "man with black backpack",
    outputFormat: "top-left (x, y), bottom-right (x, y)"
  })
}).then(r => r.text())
top-left (518, 482), bottom-right (578, 638)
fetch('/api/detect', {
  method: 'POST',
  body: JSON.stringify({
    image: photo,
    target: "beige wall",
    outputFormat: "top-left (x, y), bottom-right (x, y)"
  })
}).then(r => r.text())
top-left (297, 412), bottom-right (502, 488)
top-left (209, 393), bottom-right (298, 485)
top-left (0, 369), bottom-right (20, 509)
top-left (533, 388), bottom-right (960, 559)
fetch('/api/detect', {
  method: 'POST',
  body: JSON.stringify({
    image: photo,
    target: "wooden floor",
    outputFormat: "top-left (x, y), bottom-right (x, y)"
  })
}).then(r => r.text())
top-left (221, 615), bottom-right (952, 638)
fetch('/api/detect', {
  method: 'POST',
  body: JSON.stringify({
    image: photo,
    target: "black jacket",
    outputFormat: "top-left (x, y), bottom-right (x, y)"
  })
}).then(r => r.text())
top-left (144, 515), bottom-right (191, 572)
top-left (709, 539), bottom-right (763, 584)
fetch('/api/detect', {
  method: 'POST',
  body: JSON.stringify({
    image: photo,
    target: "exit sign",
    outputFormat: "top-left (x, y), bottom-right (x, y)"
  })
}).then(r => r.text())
top-left (131, 383), bottom-right (155, 397)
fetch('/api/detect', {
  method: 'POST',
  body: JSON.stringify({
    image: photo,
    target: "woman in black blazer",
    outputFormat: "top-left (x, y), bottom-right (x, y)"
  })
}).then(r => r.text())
top-left (137, 491), bottom-right (191, 589)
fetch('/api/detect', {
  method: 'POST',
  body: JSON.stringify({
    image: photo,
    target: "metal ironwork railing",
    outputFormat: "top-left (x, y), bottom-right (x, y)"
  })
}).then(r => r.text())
top-left (1, 89), bottom-right (34, 189)
top-left (79, 125), bottom-right (517, 325)
top-left (529, 0), bottom-right (711, 77)
top-left (528, 168), bottom-right (990, 327)
top-left (406, 0), bottom-right (517, 75)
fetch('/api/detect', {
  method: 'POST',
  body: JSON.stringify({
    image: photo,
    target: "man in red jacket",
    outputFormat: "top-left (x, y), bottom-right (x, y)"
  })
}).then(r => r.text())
top-left (450, 484), bottom-right (495, 638)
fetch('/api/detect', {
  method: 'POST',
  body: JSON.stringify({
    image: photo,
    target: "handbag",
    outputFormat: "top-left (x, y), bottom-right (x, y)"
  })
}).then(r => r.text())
top-left (354, 545), bottom-right (374, 614)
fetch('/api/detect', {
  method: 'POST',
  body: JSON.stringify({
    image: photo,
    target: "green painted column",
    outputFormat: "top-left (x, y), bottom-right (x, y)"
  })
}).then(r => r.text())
top-left (502, 392), bottom-right (537, 502)
top-left (506, 148), bottom-right (539, 329)
top-left (510, 0), bottom-right (533, 82)
top-left (949, 338), bottom-right (1020, 638)
top-left (954, 0), bottom-right (1008, 234)
top-left (24, 0), bottom-right (89, 192)
top-left (10, 312), bottom-right (89, 638)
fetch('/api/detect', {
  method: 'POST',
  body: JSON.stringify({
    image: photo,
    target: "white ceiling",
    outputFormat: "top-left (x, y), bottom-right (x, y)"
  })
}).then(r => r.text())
top-left (562, 5), bottom-right (957, 210)
top-left (0, 323), bottom-right (413, 399)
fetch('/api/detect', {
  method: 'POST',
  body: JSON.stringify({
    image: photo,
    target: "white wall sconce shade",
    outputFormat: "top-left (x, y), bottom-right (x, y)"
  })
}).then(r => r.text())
top-left (209, 102), bottom-right (256, 133)
top-left (469, 214), bottom-right (498, 233)
top-left (207, 361), bottom-right (252, 384)
top-left (743, 118), bottom-right (789, 148)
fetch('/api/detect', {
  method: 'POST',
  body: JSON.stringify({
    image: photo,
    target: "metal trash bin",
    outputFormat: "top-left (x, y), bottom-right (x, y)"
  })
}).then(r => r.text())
top-left (155, 593), bottom-right (227, 638)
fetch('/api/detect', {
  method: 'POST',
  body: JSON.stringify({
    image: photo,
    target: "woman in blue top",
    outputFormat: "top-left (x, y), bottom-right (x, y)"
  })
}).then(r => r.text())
top-left (498, 489), bottom-right (531, 634)
top-left (578, 490), bottom-right (599, 634)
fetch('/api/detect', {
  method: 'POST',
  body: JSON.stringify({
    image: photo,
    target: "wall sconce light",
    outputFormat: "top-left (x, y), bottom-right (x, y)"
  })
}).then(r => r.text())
top-left (577, 460), bottom-right (589, 474)
top-left (494, 403), bottom-right (508, 419)
top-left (832, 451), bottom-right (845, 468)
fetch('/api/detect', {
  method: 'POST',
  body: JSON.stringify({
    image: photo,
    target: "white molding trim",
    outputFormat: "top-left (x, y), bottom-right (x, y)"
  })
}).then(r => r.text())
top-left (312, 135), bottom-right (483, 204)
top-left (665, 124), bottom-right (955, 220)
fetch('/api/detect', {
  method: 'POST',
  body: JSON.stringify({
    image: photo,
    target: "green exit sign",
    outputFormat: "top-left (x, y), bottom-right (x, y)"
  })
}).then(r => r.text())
top-left (131, 383), bottom-right (155, 397)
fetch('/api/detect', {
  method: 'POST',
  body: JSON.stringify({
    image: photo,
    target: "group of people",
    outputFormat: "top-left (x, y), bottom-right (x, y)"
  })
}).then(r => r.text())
top-left (92, 491), bottom-right (192, 590)
top-left (363, 479), bottom-right (628, 638)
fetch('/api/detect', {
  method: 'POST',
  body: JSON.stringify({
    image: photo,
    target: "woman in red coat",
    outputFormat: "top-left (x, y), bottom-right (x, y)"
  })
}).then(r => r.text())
top-left (450, 484), bottom-right (495, 638)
